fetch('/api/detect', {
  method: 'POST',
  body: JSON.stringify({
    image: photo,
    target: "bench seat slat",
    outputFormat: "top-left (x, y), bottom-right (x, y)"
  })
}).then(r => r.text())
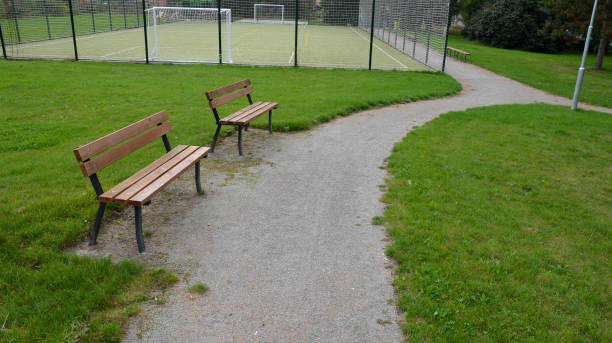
top-left (221, 102), bottom-right (269, 123)
top-left (98, 145), bottom-right (190, 202)
top-left (128, 147), bottom-right (210, 205)
top-left (103, 145), bottom-right (200, 204)
top-left (220, 102), bottom-right (278, 125)
top-left (220, 101), bottom-right (264, 122)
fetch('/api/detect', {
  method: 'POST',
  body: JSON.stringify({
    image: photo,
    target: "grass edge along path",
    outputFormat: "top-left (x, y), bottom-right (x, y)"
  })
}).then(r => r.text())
top-left (0, 60), bottom-right (461, 342)
top-left (381, 104), bottom-right (611, 342)
top-left (447, 33), bottom-right (612, 108)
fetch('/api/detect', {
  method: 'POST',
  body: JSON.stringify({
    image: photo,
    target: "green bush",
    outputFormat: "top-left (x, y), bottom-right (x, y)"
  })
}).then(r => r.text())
top-left (463, 0), bottom-right (559, 53)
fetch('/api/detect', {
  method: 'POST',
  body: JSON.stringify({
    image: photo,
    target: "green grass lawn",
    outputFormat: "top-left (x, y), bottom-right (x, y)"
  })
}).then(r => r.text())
top-left (447, 33), bottom-right (612, 108)
top-left (381, 104), bottom-right (611, 342)
top-left (0, 60), bottom-right (460, 342)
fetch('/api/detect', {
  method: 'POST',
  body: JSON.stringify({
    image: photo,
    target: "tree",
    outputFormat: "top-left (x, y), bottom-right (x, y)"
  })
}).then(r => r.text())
top-left (320, 0), bottom-right (359, 26)
top-left (544, 0), bottom-right (612, 69)
top-left (463, 0), bottom-right (557, 52)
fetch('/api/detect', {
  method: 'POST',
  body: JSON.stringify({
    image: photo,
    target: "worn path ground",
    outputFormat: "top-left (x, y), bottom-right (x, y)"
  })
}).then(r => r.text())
top-left (74, 58), bottom-right (610, 343)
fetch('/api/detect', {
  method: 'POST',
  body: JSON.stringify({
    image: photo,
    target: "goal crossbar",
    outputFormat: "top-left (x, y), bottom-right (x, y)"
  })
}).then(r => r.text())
top-left (146, 6), bottom-right (232, 63)
top-left (254, 4), bottom-right (285, 24)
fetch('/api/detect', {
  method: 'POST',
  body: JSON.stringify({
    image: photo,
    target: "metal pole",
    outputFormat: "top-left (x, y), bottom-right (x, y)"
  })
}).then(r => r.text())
top-left (142, 0), bottom-right (148, 63)
top-left (90, 0), bottom-right (96, 32)
top-left (68, 0), bottom-right (78, 60)
top-left (108, 2), bottom-right (113, 31)
top-left (218, 0), bottom-right (222, 64)
top-left (572, 0), bottom-right (598, 110)
top-left (0, 23), bottom-right (7, 59)
top-left (42, 0), bottom-right (51, 39)
top-left (8, 0), bottom-right (20, 43)
top-left (368, 0), bottom-right (376, 70)
top-left (426, 0), bottom-right (432, 65)
top-left (441, 0), bottom-right (452, 72)
top-left (294, 0), bottom-right (298, 67)
top-left (122, 0), bottom-right (127, 28)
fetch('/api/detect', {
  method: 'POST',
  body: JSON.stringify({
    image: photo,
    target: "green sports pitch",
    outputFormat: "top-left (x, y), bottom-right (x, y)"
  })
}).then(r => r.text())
top-left (4, 22), bottom-right (427, 70)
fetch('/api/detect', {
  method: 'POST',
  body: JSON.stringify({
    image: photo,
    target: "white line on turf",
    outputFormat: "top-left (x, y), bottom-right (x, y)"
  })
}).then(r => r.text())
top-left (350, 28), bottom-right (408, 69)
top-left (101, 46), bottom-right (143, 58)
top-left (288, 51), bottom-right (294, 64)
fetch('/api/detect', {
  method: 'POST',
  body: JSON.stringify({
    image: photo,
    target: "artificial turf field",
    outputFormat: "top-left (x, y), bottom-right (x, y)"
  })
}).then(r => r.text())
top-left (5, 22), bottom-right (427, 70)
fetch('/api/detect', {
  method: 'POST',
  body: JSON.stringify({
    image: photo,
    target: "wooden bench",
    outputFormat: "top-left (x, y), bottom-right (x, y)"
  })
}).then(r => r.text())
top-left (73, 110), bottom-right (210, 253)
top-left (205, 79), bottom-right (278, 155)
top-left (447, 46), bottom-right (470, 62)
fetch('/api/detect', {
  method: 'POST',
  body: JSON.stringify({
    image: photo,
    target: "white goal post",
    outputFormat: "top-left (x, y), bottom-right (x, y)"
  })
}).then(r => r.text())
top-left (145, 6), bottom-right (232, 63)
top-left (254, 4), bottom-right (285, 24)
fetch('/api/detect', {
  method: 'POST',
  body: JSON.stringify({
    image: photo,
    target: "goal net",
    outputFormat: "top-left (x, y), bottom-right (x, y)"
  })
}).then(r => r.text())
top-left (254, 4), bottom-right (285, 24)
top-left (146, 6), bottom-right (232, 62)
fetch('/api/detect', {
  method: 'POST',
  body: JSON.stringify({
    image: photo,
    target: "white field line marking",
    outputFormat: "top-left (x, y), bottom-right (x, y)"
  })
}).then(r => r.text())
top-left (101, 46), bottom-right (143, 58)
top-left (288, 51), bottom-right (294, 64)
top-left (350, 27), bottom-right (407, 69)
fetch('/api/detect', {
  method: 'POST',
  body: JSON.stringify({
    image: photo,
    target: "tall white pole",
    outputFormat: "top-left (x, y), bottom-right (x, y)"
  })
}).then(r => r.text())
top-left (572, 0), bottom-right (599, 110)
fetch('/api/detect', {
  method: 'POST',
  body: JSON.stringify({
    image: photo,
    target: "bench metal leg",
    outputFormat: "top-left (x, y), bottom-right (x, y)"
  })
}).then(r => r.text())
top-left (238, 125), bottom-right (243, 156)
top-left (134, 206), bottom-right (145, 253)
top-left (268, 111), bottom-right (273, 134)
top-left (245, 124), bottom-right (249, 132)
top-left (211, 124), bottom-right (221, 152)
top-left (195, 160), bottom-right (202, 194)
top-left (89, 202), bottom-right (106, 246)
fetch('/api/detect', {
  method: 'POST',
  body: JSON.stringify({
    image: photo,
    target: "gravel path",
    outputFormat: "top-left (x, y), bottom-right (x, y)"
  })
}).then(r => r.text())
top-left (89, 59), bottom-right (610, 343)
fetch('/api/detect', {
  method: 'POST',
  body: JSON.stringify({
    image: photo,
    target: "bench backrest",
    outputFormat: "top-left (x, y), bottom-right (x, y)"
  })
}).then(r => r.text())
top-left (74, 111), bottom-right (172, 177)
top-left (205, 79), bottom-right (253, 110)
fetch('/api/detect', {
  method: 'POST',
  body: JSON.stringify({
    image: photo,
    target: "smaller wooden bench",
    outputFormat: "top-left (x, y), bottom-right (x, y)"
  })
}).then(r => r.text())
top-left (205, 79), bottom-right (278, 155)
top-left (447, 46), bottom-right (470, 62)
top-left (74, 110), bottom-right (210, 253)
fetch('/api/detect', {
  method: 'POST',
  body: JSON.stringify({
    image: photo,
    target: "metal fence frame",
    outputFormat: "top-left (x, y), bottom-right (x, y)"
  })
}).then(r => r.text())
top-left (0, 0), bottom-right (451, 71)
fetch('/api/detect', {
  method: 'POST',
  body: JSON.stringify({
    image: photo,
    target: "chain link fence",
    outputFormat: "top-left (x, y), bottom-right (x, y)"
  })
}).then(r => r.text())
top-left (0, 0), bottom-right (450, 70)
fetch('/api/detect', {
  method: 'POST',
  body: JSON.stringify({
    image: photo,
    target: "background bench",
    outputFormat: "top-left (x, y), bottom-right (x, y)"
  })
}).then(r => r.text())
top-left (74, 111), bottom-right (210, 253)
top-left (447, 46), bottom-right (471, 62)
top-left (205, 79), bottom-right (278, 155)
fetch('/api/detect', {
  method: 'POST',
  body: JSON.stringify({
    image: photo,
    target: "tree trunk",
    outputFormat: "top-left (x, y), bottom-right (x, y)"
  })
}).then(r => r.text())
top-left (596, 0), bottom-right (610, 69)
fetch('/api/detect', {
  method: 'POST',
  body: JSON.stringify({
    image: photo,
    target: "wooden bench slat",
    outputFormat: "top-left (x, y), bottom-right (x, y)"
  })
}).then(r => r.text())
top-left (101, 145), bottom-right (197, 203)
top-left (99, 145), bottom-right (190, 202)
top-left (228, 103), bottom-right (278, 125)
top-left (220, 101), bottom-right (264, 122)
top-left (80, 122), bottom-right (172, 177)
top-left (128, 147), bottom-right (210, 205)
top-left (232, 102), bottom-right (277, 122)
top-left (221, 102), bottom-right (270, 123)
top-left (206, 79), bottom-right (251, 100)
top-left (210, 87), bottom-right (254, 109)
top-left (74, 111), bottom-right (168, 162)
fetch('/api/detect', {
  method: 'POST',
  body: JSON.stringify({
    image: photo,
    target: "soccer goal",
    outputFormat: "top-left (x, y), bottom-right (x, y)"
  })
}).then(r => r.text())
top-left (146, 6), bottom-right (232, 63)
top-left (254, 4), bottom-right (285, 24)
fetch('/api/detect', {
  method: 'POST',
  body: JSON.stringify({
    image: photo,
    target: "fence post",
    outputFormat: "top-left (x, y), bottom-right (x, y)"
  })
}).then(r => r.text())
top-left (0, 23), bottom-right (7, 59)
top-left (68, 0), bottom-right (78, 60)
top-left (368, 0), bottom-right (376, 70)
top-left (425, 0), bottom-right (432, 65)
top-left (90, 0), bottom-right (96, 32)
top-left (122, 0), bottom-right (127, 28)
top-left (142, 0), bottom-right (148, 63)
top-left (217, 0), bottom-right (222, 64)
top-left (8, 0), bottom-right (20, 43)
top-left (441, 0), bottom-right (452, 72)
top-left (108, 2), bottom-right (113, 31)
top-left (294, 0), bottom-right (298, 67)
top-left (42, 0), bottom-right (51, 39)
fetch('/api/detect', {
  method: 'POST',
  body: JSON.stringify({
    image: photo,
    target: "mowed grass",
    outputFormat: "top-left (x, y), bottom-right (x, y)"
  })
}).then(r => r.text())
top-left (0, 60), bottom-right (460, 342)
top-left (382, 104), bottom-right (611, 342)
top-left (447, 33), bottom-right (612, 108)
